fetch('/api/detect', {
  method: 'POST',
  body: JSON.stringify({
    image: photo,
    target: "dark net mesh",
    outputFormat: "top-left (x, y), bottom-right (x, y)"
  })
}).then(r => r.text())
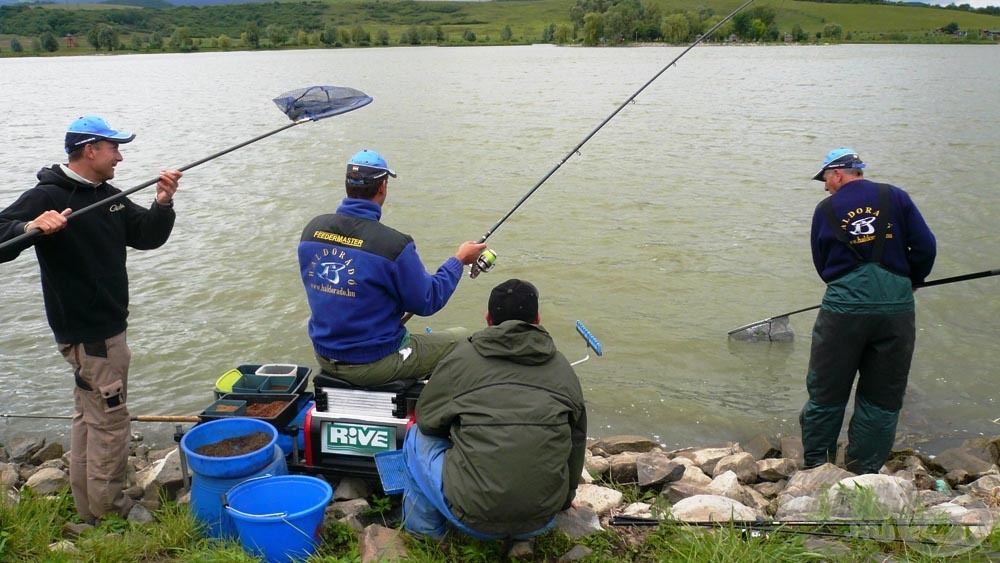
top-left (272, 86), bottom-right (373, 121)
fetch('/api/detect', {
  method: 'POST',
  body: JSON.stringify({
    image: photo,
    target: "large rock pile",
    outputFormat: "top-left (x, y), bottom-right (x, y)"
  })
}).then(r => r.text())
top-left (2, 431), bottom-right (1000, 561)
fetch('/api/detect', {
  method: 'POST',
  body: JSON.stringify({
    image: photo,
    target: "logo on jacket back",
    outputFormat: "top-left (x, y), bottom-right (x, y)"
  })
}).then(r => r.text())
top-left (109, 203), bottom-right (125, 213)
top-left (306, 245), bottom-right (357, 298)
top-left (840, 207), bottom-right (893, 245)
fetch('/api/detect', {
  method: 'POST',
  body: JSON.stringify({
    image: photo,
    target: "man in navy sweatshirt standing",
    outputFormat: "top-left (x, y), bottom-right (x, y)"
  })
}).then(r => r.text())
top-left (299, 149), bottom-right (485, 386)
top-left (799, 148), bottom-right (936, 474)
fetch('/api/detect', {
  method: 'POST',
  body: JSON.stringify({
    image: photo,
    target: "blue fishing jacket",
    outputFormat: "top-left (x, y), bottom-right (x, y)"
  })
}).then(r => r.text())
top-left (811, 179), bottom-right (936, 286)
top-left (298, 198), bottom-right (463, 364)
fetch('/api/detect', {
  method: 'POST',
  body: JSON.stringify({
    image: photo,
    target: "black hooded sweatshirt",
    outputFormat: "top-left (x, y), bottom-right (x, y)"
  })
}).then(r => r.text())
top-left (0, 165), bottom-right (175, 343)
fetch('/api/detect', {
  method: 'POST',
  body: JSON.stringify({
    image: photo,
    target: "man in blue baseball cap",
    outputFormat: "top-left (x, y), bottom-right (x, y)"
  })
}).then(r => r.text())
top-left (0, 115), bottom-right (182, 524)
top-left (298, 149), bottom-right (486, 386)
top-left (799, 147), bottom-right (936, 475)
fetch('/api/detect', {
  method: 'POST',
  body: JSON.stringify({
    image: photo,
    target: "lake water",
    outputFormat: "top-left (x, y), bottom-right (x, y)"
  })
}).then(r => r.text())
top-left (1, 44), bottom-right (998, 453)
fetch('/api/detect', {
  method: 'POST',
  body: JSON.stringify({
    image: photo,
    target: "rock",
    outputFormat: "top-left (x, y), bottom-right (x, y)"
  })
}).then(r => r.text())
top-left (127, 502), bottom-right (155, 524)
top-left (585, 455), bottom-right (610, 478)
top-left (960, 473), bottom-right (1000, 498)
top-left (574, 484), bottom-right (623, 516)
top-left (134, 448), bottom-right (186, 502)
top-left (7, 435), bottom-right (45, 463)
top-left (558, 545), bottom-right (593, 562)
top-left (62, 522), bottom-right (93, 539)
top-left (669, 494), bottom-right (760, 522)
top-left (680, 464), bottom-right (712, 485)
top-left (779, 463), bottom-right (855, 501)
top-left (589, 435), bottom-right (661, 455)
top-left (945, 469), bottom-right (971, 487)
top-left (620, 502), bottom-right (654, 519)
top-left (802, 537), bottom-right (852, 558)
top-left (327, 498), bottom-right (370, 520)
top-left (0, 462), bottom-right (18, 490)
top-left (509, 539), bottom-right (534, 558)
top-left (607, 452), bottom-right (639, 483)
top-left (774, 495), bottom-right (821, 520)
top-left (358, 524), bottom-right (407, 563)
top-left (555, 505), bottom-right (603, 538)
top-left (826, 474), bottom-right (917, 517)
top-left (756, 458), bottom-right (796, 482)
top-left (779, 436), bottom-right (804, 469)
top-left (707, 471), bottom-right (748, 504)
top-left (636, 451), bottom-right (684, 487)
top-left (673, 445), bottom-right (742, 475)
top-left (933, 446), bottom-right (996, 477)
top-left (713, 452), bottom-right (757, 484)
top-left (334, 477), bottom-right (371, 500)
top-left (661, 479), bottom-right (713, 504)
top-left (29, 441), bottom-right (64, 465)
top-left (48, 540), bottom-right (78, 556)
top-left (580, 464), bottom-right (594, 485)
top-left (752, 480), bottom-right (786, 498)
top-left (741, 434), bottom-right (779, 462)
top-left (24, 467), bottom-right (68, 495)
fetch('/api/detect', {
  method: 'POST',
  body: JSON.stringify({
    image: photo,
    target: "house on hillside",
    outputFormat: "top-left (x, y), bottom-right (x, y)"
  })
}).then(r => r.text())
top-left (66, 35), bottom-right (76, 48)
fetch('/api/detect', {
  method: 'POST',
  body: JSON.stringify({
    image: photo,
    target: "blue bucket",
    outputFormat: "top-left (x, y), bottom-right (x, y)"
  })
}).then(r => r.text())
top-left (190, 444), bottom-right (288, 539)
top-left (181, 417), bottom-right (278, 479)
top-left (224, 475), bottom-right (333, 563)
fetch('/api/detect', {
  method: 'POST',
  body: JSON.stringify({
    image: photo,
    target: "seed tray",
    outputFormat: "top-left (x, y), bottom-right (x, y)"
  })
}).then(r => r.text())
top-left (203, 393), bottom-right (300, 428)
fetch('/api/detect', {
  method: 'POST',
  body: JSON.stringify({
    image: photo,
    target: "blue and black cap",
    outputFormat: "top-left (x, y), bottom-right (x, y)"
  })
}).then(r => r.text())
top-left (813, 148), bottom-right (865, 181)
top-left (346, 149), bottom-right (397, 185)
top-left (65, 115), bottom-right (135, 154)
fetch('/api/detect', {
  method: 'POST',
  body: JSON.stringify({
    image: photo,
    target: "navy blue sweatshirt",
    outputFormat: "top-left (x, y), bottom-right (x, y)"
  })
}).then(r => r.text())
top-left (811, 178), bottom-right (936, 285)
top-left (0, 165), bottom-right (176, 343)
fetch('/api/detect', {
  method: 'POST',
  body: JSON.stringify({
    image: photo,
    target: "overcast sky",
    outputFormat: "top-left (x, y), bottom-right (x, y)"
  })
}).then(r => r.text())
top-left (908, 0), bottom-right (998, 7)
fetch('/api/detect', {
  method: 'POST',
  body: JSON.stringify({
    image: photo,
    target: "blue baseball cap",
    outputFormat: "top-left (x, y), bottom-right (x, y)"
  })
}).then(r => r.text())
top-left (813, 148), bottom-right (865, 181)
top-left (65, 115), bottom-right (136, 154)
top-left (346, 149), bottom-right (396, 184)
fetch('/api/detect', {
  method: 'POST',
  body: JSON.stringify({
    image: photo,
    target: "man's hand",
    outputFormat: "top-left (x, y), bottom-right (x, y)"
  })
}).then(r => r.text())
top-left (455, 241), bottom-right (488, 265)
top-left (25, 208), bottom-right (71, 235)
top-left (155, 170), bottom-right (183, 206)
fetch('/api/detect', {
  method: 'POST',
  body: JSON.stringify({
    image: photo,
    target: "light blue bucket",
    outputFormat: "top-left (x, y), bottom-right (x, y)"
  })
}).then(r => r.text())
top-left (224, 475), bottom-right (333, 563)
top-left (190, 445), bottom-right (288, 539)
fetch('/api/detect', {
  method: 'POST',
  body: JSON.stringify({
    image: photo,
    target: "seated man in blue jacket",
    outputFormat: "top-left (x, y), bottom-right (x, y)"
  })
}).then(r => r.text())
top-left (298, 149), bottom-right (485, 386)
top-left (402, 279), bottom-right (588, 540)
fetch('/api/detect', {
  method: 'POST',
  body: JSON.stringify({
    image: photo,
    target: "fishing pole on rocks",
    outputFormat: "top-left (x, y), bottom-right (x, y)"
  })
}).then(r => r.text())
top-left (0, 85), bottom-right (373, 253)
top-left (1, 412), bottom-right (202, 423)
top-left (465, 0), bottom-right (757, 279)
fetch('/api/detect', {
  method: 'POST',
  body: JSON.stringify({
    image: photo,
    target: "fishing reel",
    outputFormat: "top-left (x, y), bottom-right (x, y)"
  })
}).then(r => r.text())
top-left (469, 248), bottom-right (498, 279)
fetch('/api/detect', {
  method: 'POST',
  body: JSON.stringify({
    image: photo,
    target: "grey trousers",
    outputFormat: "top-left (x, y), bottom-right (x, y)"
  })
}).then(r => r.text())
top-left (59, 330), bottom-right (133, 523)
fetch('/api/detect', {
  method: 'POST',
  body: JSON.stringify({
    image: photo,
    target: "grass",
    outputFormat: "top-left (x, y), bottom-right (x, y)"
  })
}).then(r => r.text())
top-left (3, 481), bottom-right (998, 562)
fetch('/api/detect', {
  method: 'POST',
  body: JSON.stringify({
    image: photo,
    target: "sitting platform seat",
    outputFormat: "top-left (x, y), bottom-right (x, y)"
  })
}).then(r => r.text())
top-left (313, 371), bottom-right (424, 419)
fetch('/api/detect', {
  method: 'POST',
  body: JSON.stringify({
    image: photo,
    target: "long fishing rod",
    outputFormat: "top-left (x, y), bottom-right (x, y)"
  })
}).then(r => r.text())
top-left (469, 0), bottom-right (757, 271)
top-left (0, 85), bottom-right (372, 253)
top-left (1, 412), bottom-right (201, 423)
top-left (728, 267), bottom-right (1000, 340)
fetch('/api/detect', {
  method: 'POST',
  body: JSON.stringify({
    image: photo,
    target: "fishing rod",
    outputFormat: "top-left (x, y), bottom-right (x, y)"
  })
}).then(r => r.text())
top-left (1, 413), bottom-right (201, 423)
top-left (728, 267), bottom-right (1000, 341)
top-left (466, 0), bottom-right (757, 278)
top-left (0, 85), bottom-right (372, 253)
top-left (609, 515), bottom-right (989, 547)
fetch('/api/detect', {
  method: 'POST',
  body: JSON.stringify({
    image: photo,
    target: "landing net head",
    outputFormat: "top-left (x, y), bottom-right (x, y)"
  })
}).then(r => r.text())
top-left (728, 317), bottom-right (795, 343)
top-left (273, 86), bottom-right (373, 122)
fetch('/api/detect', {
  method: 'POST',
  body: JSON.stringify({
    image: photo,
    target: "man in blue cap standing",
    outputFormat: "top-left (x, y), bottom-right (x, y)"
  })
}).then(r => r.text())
top-left (799, 148), bottom-right (936, 474)
top-left (298, 149), bottom-right (486, 386)
top-left (0, 115), bottom-right (183, 523)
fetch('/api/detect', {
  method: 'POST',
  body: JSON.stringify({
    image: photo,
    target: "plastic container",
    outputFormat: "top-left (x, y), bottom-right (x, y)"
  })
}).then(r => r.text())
top-left (232, 374), bottom-right (266, 394)
top-left (180, 417), bottom-right (278, 479)
top-left (374, 450), bottom-right (406, 495)
top-left (259, 375), bottom-right (296, 393)
top-left (214, 369), bottom-right (243, 399)
top-left (203, 399), bottom-right (247, 417)
top-left (224, 475), bottom-right (333, 563)
top-left (190, 445), bottom-right (287, 538)
top-left (205, 394), bottom-right (300, 428)
top-left (255, 364), bottom-right (298, 377)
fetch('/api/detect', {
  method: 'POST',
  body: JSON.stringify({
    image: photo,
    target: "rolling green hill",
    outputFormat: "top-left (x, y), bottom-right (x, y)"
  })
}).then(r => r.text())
top-left (1, 0), bottom-right (998, 55)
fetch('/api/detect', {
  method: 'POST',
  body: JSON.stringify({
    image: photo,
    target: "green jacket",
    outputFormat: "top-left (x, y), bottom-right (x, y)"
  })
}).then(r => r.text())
top-left (416, 320), bottom-right (588, 536)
